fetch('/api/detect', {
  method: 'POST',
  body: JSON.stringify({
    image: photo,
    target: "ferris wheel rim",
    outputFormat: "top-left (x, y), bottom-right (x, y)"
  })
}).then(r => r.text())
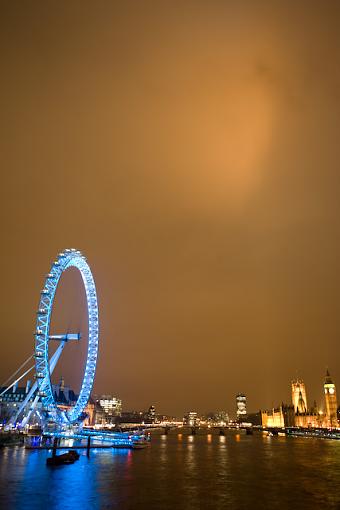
top-left (34, 249), bottom-right (99, 424)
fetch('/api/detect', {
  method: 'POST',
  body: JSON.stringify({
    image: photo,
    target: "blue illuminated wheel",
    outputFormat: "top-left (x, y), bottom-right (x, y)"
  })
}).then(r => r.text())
top-left (35, 249), bottom-right (99, 424)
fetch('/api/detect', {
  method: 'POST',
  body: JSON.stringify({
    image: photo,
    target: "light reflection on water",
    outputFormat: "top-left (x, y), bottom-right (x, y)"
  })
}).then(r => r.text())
top-left (1, 433), bottom-right (340, 509)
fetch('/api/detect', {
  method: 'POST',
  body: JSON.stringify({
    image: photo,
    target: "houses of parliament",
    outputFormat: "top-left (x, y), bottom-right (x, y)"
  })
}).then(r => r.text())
top-left (261, 369), bottom-right (338, 428)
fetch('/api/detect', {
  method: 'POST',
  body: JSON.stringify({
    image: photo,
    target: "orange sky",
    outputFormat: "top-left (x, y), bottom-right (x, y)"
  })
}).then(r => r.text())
top-left (1, 1), bottom-right (340, 415)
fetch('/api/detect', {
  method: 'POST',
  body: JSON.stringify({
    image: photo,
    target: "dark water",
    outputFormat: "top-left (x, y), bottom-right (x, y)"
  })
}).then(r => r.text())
top-left (1, 431), bottom-right (340, 510)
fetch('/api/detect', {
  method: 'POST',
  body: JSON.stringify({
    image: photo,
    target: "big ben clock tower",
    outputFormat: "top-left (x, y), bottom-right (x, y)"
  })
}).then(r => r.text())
top-left (324, 369), bottom-right (338, 427)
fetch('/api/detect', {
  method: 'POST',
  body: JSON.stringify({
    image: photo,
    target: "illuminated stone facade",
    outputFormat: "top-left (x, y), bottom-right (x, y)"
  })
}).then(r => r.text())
top-left (291, 379), bottom-right (307, 413)
top-left (261, 407), bottom-right (284, 428)
top-left (261, 405), bottom-right (295, 428)
top-left (261, 370), bottom-right (339, 429)
top-left (294, 412), bottom-right (321, 428)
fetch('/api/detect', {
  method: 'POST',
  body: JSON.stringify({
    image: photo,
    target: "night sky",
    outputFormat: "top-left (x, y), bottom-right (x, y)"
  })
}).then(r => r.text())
top-left (1, 1), bottom-right (340, 417)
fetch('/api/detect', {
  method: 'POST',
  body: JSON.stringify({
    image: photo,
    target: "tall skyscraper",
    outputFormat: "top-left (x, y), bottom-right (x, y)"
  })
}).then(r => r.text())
top-left (236, 394), bottom-right (247, 420)
top-left (146, 405), bottom-right (156, 423)
top-left (291, 379), bottom-right (307, 413)
top-left (324, 369), bottom-right (338, 427)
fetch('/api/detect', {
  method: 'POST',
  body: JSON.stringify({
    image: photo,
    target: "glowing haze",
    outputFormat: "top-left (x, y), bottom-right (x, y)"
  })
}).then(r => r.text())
top-left (1, 1), bottom-right (340, 416)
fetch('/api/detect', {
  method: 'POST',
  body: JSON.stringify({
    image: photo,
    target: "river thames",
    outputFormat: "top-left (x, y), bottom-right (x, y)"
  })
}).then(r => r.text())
top-left (0, 431), bottom-right (339, 510)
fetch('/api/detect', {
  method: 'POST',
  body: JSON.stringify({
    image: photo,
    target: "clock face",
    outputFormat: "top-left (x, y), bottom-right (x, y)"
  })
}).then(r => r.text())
top-left (329, 387), bottom-right (335, 394)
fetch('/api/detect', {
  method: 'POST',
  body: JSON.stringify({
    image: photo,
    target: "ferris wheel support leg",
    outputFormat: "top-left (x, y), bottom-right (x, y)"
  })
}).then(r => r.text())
top-left (20, 394), bottom-right (40, 428)
top-left (0, 353), bottom-right (34, 391)
top-left (0, 365), bottom-right (35, 398)
top-left (9, 380), bottom-right (38, 427)
top-left (12, 342), bottom-right (66, 428)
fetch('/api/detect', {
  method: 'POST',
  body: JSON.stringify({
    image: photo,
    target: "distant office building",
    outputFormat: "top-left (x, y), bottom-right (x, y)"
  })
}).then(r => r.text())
top-left (203, 411), bottom-right (229, 425)
top-left (119, 411), bottom-right (144, 424)
top-left (183, 412), bottom-right (199, 427)
top-left (214, 411), bottom-right (229, 425)
top-left (236, 394), bottom-right (247, 420)
top-left (95, 395), bottom-right (122, 425)
top-left (146, 405), bottom-right (156, 423)
top-left (324, 369), bottom-right (338, 427)
top-left (291, 379), bottom-right (307, 413)
top-left (246, 412), bottom-right (261, 426)
top-left (97, 395), bottom-right (122, 416)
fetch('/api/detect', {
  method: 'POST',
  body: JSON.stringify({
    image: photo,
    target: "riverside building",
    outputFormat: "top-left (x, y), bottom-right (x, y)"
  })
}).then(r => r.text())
top-left (95, 395), bottom-right (122, 425)
top-left (261, 369), bottom-right (339, 429)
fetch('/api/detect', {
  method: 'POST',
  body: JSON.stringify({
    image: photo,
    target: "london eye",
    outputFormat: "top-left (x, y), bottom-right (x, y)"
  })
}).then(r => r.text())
top-left (34, 249), bottom-right (99, 425)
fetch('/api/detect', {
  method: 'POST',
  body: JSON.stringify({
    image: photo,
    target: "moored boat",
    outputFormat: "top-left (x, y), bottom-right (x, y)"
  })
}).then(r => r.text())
top-left (285, 427), bottom-right (340, 440)
top-left (46, 449), bottom-right (80, 466)
top-left (132, 438), bottom-right (150, 449)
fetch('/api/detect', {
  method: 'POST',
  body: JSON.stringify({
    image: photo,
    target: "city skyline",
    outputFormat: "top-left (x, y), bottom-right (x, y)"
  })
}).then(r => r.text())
top-left (87, 366), bottom-right (340, 417)
top-left (2, 366), bottom-right (337, 426)
top-left (1, 1), bottom-right (340, 416)
top-left (3, 363), bottom-right (335, 420)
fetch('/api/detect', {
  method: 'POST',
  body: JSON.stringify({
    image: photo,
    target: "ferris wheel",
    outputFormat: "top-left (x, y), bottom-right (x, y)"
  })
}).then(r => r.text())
top-left (34, 249), bottom-right (99, 425)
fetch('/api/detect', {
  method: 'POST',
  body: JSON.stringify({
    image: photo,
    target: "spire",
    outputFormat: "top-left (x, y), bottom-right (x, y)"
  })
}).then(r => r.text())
top-left (325, 368), bottom-right (333, 385)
